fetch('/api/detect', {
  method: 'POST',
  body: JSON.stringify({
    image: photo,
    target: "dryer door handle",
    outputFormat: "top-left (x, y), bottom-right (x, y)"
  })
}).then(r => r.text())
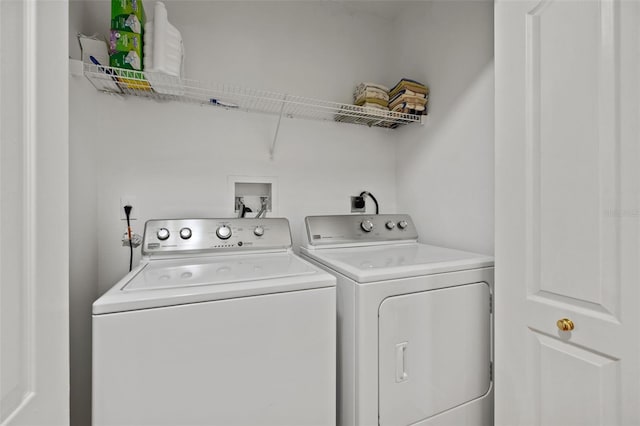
top-left (395, 342), bottom-right (408, 383)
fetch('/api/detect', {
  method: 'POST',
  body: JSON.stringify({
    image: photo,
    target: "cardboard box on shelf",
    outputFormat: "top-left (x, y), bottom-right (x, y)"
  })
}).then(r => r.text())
top-left (78, 34), bottom-right (109, 65)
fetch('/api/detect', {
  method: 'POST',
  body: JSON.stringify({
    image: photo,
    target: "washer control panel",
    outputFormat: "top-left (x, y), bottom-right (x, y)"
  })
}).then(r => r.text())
top-left (142, 218), bottom-right (292, 256)
top-left (305, 214), bottom-right (418, 246)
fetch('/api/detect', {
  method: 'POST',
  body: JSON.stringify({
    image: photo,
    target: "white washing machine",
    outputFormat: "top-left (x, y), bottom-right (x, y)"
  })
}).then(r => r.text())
top-left (300, 214), bottom-right (494, 426)
top-left (93, 218), bottom-right (336, 426)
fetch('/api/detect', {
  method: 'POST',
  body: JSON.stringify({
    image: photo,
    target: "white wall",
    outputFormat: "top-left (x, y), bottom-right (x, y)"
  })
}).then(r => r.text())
top-left (69, 4), bottom-right (399, 423)
top-left (69, 81), bottom-right (398, 293)
top-left (69, 2), bottom-right (495, 425)
top-left (75, 0), bottom-right (400, 292)
top-left (394, 1), bottom-right (495, 255)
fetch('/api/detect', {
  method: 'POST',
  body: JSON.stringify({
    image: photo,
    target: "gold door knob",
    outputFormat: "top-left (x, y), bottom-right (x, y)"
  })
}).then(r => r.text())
top-left (557, 318), bottom-right (574, 331)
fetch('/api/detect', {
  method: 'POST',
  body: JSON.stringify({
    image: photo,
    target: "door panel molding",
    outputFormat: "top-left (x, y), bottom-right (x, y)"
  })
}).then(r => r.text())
top-left (524, 0), bottom-right (622, 319)
top-left (528, 329), bottom-right (620, 426)
top-left (528, 293), bottom-right (619, 323)
top-left (0, 0), bottom-right (37, 422)
top-left (0, 0), bottom-right (69, 424)
top-left (21, 0), bottom-right (38, 410)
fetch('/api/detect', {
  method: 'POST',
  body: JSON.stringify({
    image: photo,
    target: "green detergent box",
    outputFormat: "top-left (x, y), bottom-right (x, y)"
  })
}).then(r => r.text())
top-left (109, 30), bottom-right (142, 70)
top-left (112, 13), bottom-right (144, 34)
top-left (111, 0), bottom-right (146, 28)
top-left (110, 0), bottom-right (145, 70)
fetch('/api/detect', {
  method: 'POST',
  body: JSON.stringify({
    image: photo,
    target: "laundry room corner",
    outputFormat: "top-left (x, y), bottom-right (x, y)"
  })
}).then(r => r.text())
top-left (68, 1), bottom-right (99, 425)
top-left (68, 82), bottom-right (99, 426)
top-left (393, 1), bottom-right (495, 255)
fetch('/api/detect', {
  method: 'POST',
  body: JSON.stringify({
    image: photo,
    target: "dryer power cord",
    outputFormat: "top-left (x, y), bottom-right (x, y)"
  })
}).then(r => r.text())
top-left (124, 205), bottom-right (133, 271)
top-left (360, 191), bottom-right (379, 214)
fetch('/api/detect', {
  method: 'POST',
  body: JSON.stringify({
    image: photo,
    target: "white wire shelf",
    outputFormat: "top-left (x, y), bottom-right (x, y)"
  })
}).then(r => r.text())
top-left (83, 63), bottom-right (425, 129)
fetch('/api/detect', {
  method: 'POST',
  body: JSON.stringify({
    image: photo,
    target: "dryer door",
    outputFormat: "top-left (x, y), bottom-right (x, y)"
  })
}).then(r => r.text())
top-left (378, 282), bottom-right (491, 426)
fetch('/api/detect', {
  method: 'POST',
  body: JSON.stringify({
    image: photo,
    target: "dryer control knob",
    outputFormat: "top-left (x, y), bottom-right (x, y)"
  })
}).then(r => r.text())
top-left (398, 220), bottom-right (408, 229)
top-left (254, 226), bottom-right (265, 237)
top-left (385, 221), bottom-right (396, 230)
top-left (179, 227), bottom-right (192, 240)
top-left (157, 228), bottom-right (170, 240)
top-left (216, 225), bottom-right (232, 240)
top-left (361, 220), bottom-right (374, 233)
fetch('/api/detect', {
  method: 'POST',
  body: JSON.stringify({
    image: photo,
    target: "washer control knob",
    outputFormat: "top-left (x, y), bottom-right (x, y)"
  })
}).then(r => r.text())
top-left (398, 220), bottom-right (408, 230)
top-left (157, 228), bottom-right (170, 240)
top-left (179, 227), bottom-right (192, 240)
top-left (361, 220), bottom-right (374, 233)
top-left (254, 226), bottom-right (265, 237)
top-left (216, 225), bottom-right (232, 240)
top-left (385, 221), bottom-right (396, 230)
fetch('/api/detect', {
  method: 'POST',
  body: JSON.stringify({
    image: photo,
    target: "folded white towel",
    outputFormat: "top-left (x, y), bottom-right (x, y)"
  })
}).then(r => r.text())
top-left (355, 82), bottom-right (390, 93)
top-left (354, 91), bottom-right (388, 104)
top-left (354, 82), bottom-right (390, 103)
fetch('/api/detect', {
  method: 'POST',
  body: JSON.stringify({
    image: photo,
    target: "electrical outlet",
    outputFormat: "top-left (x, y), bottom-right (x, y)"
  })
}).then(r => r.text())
top-left (120, 196), bottom-right (138, 220)
top-left (351, 196), bottom-right (366, 213)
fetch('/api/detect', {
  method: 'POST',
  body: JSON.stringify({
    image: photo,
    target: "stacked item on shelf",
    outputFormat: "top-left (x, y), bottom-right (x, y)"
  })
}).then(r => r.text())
top-left (144, 1), bottom-right (185, 96)
top-left (104, 0), bottom-right (185, 94)
top-left (353, 82), bottom-right (390, 111)
top-left (108, 0), bottom-right (152, 91)
top-left (335, 82), bottom-right (389, 127)
top-left (144, 1), bottom-right (184, 77)
top-left (109, 0), bottom-right (146, 71)
top-left (388, 78), bottom-right (429, 116)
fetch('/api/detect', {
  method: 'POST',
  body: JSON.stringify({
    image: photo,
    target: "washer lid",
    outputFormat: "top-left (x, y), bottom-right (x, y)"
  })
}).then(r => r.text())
top-left (301, 243), bottom-right (494, 283)
top-left (93, 252), bottom-right (335, 314)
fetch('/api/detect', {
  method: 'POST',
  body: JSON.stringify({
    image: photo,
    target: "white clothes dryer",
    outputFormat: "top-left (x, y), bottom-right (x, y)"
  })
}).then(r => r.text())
top-left (300, 214), bottom-right (494, 426)
top-left (93, 218), bottom-right (336, 426)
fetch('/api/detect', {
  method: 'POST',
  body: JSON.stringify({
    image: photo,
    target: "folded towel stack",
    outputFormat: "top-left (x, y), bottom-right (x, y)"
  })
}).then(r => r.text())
top-left (388, 79), bottom-right (429, 115)
top-left (353, 82), bottom-right (390, 111)
top-left (335, 79), bottom-right (427, 127)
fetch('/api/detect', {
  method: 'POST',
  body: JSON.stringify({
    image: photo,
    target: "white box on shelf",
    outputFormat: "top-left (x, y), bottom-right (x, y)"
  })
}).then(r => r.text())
top-left (145, 2), bottom-right (183, 76)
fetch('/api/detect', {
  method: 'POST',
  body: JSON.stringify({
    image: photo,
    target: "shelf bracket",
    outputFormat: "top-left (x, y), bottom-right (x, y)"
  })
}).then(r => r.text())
top-left (270, 95), bottom-right (287, 160)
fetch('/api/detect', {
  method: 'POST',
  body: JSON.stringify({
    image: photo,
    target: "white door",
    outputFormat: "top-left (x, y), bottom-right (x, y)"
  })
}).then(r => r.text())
top-left (0, 0), bottom-right (69, 425)
top-left (495, 0), bottom-right (639, 425)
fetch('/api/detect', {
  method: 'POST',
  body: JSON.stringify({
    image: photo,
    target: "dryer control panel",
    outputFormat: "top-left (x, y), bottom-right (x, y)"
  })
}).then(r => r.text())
top-left (142, 218), bottom-right (292, 256)
top-left (305, 214), bottom-right (418, 246)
